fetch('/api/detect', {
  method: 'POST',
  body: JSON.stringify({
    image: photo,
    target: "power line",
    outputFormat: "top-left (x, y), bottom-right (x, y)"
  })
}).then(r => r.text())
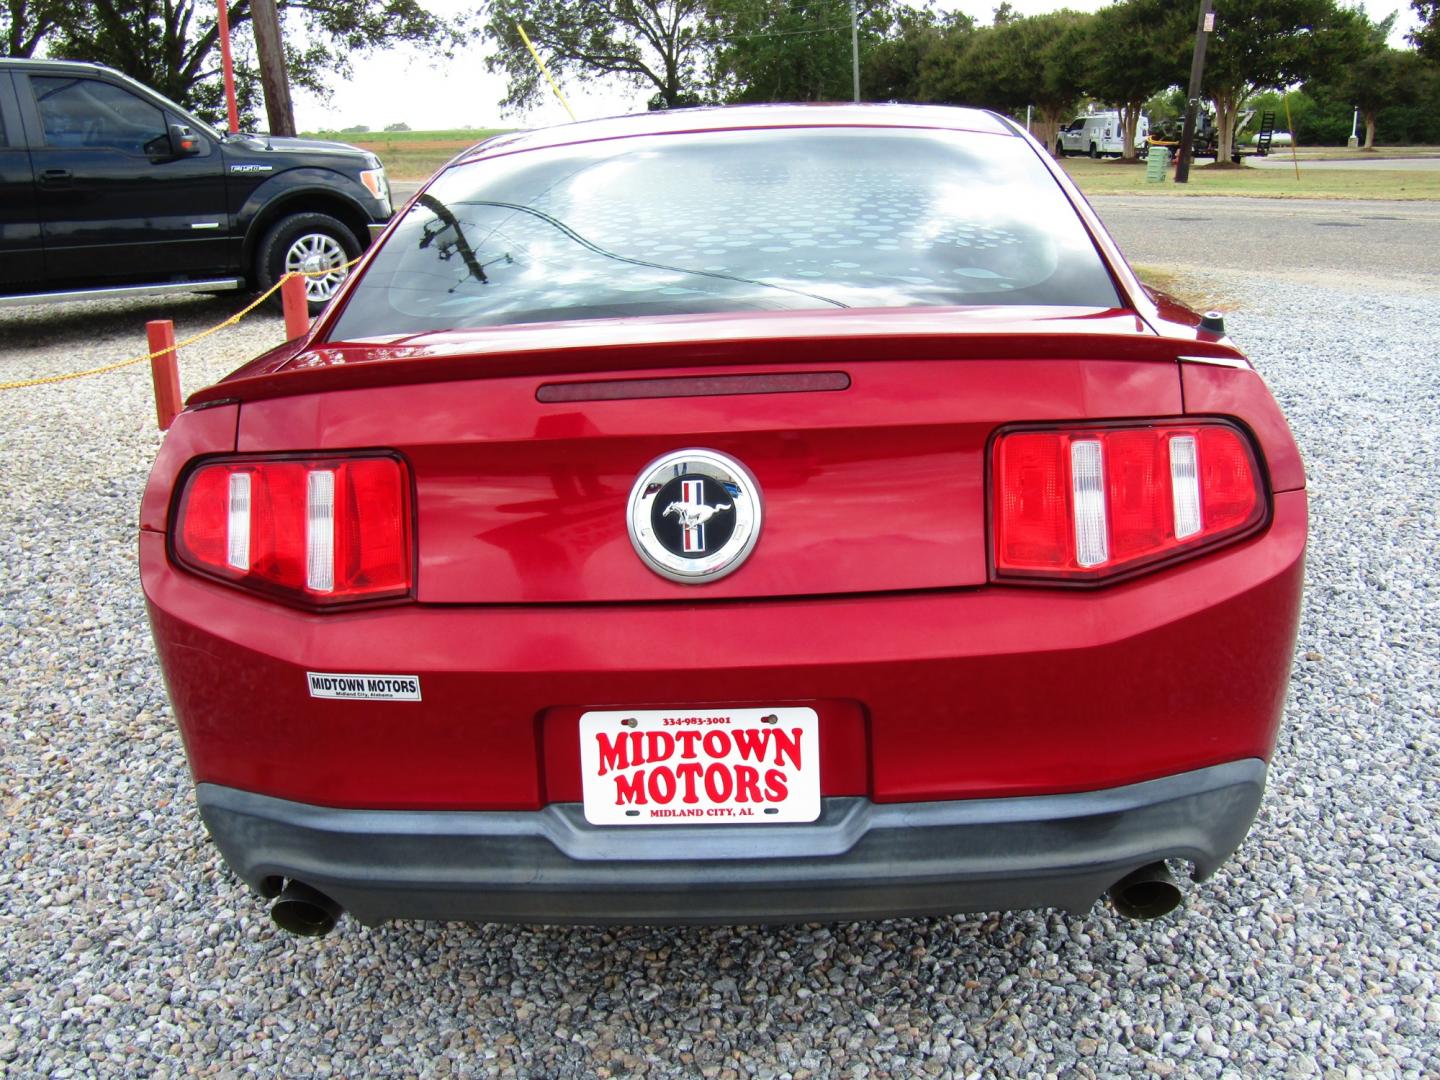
top-left (713, 23), bottom-right (852, 42)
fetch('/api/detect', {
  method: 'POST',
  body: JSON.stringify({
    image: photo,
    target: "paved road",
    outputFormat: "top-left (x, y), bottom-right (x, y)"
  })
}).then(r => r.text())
top-left (1090, 195), bottom-right (1440, 289)
top-left (387, 181), bottom-right (1437, 290)
top-left (1245, 155), bottom-right (1440, 171)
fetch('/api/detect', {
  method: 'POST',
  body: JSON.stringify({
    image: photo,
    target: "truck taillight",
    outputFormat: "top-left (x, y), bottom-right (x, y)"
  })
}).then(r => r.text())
top-left (992, 422), bottom-right (1265, 582)
top-left (173, 455), bottom-right (412, 606)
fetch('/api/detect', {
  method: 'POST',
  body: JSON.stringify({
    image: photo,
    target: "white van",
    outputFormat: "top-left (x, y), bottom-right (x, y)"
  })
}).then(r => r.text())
top-left (1055, 111), bottom-right (1149, 157)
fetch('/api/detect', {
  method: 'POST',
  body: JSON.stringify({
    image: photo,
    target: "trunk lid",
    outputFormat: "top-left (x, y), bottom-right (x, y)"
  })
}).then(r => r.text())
top-left (228, 309), bottom-right (1192, 604)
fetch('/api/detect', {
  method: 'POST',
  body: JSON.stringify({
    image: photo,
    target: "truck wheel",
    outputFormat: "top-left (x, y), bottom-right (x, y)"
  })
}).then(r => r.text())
top-left (1089, 142), bottom-right (1099, 159)
top-left (1055, 140), bottom-right (1065, 158)
top-left (255, 212), bottom-right (361, 316)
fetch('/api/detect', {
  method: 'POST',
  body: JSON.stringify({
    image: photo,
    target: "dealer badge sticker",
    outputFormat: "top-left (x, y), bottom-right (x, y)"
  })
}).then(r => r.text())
top-left (628, 448), bottom-right (762, 583)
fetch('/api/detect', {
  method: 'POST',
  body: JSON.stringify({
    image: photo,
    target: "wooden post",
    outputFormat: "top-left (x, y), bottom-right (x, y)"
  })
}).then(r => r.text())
top-left (282, 274), bottom-right (311, 340)
top-left (250, 0), bottom-right (297, 136)
top-left (146, 320), bottom-right (182, 431)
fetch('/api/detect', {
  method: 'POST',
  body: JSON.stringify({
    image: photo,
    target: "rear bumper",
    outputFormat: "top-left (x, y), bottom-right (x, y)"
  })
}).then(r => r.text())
top-left (199, 759), bottom-right (1265, 925)
top-left (143, 491), bottom-right (1306, 809)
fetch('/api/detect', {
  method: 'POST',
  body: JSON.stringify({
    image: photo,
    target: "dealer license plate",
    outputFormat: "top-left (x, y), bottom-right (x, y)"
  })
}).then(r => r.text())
top-left (579, 707), bottom-right (820, 826)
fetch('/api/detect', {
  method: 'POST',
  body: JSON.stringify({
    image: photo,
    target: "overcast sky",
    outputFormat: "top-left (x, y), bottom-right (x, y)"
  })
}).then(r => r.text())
top-left (291, 1), bottom-right (1420, 133)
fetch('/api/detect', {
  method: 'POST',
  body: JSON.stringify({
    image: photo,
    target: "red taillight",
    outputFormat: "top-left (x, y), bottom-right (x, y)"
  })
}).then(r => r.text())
top-left (172, 455), bottom-right (412, 606)
top-left (996, 433), bottom-right (1069, 567)
top-left (992, 422), bottom-right (1265, 582)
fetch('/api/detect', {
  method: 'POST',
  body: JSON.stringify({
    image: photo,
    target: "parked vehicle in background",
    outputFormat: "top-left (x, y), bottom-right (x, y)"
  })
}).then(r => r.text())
top-left (0, 59), bottom-right (392, 314)
top-left (1148, 109), bottom-right (1261, 165)
top-left (1055, 111), bottom-right (1149, 158)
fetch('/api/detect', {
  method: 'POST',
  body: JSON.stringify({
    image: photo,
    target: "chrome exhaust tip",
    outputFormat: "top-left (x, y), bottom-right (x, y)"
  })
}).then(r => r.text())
top-left (270, 880), bottom-right (342, 937)
top-left (1108, 861), bottom-right (1183, 920)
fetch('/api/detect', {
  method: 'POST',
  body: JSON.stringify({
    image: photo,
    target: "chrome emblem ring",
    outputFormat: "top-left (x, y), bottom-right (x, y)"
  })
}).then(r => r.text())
top-left (627, 448), bottom-right (762, 583)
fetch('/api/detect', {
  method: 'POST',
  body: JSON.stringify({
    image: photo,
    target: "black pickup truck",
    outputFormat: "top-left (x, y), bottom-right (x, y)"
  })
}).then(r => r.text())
top-left (0, 59), bottom-right (392, 314)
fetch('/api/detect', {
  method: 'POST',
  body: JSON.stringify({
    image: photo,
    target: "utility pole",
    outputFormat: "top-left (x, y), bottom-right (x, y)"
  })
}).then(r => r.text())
top-left (1174, 0), bottom-right (1214, 185)
top-left (251, 0), bottom-right (297, 136)
top-left (850, 0), bottom-right (860, 103)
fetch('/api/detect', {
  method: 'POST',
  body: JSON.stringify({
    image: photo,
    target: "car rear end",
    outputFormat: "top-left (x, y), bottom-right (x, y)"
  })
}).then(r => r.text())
top-left (140, 106), bottom-right (1306, 933)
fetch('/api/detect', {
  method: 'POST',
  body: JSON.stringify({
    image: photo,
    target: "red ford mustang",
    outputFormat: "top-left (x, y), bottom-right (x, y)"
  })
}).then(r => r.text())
top-left (141, 105), bottom-right (1306, 936)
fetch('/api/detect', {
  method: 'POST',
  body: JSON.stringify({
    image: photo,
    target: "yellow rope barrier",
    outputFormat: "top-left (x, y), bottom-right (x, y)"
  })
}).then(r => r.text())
top-left (0, 258), bottom-right (361, 392)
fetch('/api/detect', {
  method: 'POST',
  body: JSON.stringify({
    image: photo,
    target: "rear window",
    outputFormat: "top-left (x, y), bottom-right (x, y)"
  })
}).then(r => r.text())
top-left (329, 126), bottom-right (1119, 340)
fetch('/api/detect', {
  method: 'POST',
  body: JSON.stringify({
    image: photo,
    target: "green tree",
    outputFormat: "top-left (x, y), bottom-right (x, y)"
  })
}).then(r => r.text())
top-left (1196, 0), bottom-right (1364, 166)
top-left (1284, 57), bottom-right (1440, 143)
top-left (708, 0), bottom-right (892, 103)
top-left (991, 2), bottom-right (1019, 26)
top-left (1145, 86), bottom-right (1185, 127)
top-left (1413, 1), bottom-right (1438, 59)
top-left (913, 18), bottom-right (980, 102)
top-left (1016, 11), bottom-right (1094, 151)
top-left (863, 5), bottom-right (968, 101)
top-left (1310, 12), bottom-right (1420, 148)
top-left (921, 10), bottom-right (1092, 151)
top-left (482, 0), bottom-right (711, 112)
top-left (44, 0), bottom-right (466, 128)
top-left (1079, 0), bottom-right (1190, 159)
top-left (2, 0), bottom-right (72, 56)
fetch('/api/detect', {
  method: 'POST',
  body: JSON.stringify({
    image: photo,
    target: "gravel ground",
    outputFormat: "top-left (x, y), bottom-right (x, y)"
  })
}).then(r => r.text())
top-left (1, 272), bottom-right (1437, 1078)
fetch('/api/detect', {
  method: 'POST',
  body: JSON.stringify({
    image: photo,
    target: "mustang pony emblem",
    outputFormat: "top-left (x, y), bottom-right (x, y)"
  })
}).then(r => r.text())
top-left (663, 479), bottom-right (732, 554)
top-left (627, 449), bottom-right (761, 581)
top-left (662, 499), bottom-right (733, 529)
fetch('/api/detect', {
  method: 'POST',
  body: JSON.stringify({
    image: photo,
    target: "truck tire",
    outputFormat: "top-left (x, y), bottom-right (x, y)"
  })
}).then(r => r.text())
top-left (1055, 139), bottom-right (1065, 158)
top-left (255, 211), bottom-right (362, 316)
top-left (1089, 142), bottom-right (1099, 159)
